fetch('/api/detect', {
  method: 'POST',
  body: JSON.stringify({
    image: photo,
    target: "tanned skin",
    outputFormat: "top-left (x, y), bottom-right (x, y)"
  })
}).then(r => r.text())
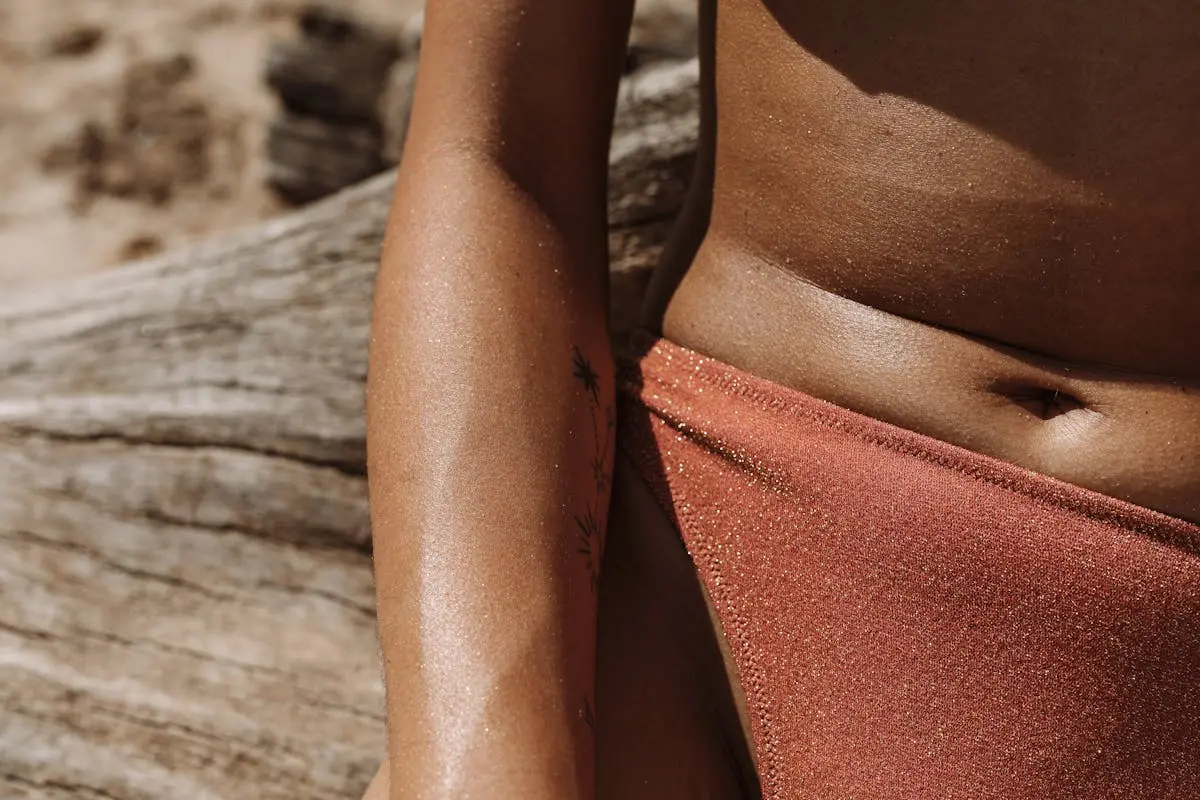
top-left (368, 1), bottom-right (1200, 797)
top-left (367, 2), bottom-right (633, 798)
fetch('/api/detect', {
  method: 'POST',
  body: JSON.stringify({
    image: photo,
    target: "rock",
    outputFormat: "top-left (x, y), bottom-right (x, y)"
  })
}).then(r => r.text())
top-left (265, 4), bottom-right (400, 124)
top-left (46, 23), bottom-right (106, 58)
top-left (117, 234), bottom-right (166, 262)
top-left (38, 54), bottom-right (222, 211)
top-left (264, 5), bottom-right (401, 204)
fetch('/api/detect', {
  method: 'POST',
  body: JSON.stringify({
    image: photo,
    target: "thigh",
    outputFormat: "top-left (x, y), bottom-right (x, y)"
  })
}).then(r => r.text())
top-left (595, 453), bottom-right (758, 799)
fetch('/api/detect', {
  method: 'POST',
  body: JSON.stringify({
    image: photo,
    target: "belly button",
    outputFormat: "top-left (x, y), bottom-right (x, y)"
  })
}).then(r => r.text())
top-left (993, 383), bottom-right (1092, 422)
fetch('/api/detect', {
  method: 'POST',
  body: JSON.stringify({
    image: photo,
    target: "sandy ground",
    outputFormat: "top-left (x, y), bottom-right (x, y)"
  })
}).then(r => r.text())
top-left (0, 0), bottom-right (421, 294)
top-left (0, 0), bottom-right (692, 296)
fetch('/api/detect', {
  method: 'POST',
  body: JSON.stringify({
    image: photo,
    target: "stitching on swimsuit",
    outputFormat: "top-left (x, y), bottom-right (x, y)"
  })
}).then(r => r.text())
top-left (617, 403), bottom-right (786, 800)
top-left (630, 341), bottom-right (1200, 556)
top-left (617, 339), bottom-right (1200, 799)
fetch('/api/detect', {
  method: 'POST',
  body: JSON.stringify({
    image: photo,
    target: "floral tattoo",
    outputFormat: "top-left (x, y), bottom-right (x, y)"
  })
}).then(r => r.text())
top-left (571, 346), bottom-right (614, 594)
top-left (571, 345), bottom-right (614, 736)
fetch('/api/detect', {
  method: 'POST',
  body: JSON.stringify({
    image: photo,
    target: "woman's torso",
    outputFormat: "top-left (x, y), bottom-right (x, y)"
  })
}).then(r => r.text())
top-left (598, 2), bottom-right (1200, 796)
top-left (653, 0), bottom-right (1200, 521)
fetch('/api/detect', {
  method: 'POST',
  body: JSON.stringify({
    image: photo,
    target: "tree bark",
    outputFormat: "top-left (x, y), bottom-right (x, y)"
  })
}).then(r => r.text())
top-left (0, 59), bottom-right (698, 800)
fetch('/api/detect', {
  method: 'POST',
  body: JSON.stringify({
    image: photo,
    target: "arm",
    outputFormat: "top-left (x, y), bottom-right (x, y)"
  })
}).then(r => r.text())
top-left (367, 2), bottom-right (635, 798)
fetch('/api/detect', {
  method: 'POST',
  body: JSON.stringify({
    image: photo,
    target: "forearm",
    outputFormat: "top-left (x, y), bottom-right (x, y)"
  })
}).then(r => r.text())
top-left (368, 2), bottom-right (633, 791)
top-left (369, 112), bottom-right (618, 800)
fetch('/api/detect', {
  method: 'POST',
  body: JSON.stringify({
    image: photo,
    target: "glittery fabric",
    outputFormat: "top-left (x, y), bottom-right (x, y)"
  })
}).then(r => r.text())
top-left (618, 336), bottom-right (1200, 800)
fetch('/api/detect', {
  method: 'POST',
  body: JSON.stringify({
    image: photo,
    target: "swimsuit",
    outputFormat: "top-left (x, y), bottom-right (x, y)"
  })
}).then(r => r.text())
top-left (619, 336), bottom-right (1200, 799)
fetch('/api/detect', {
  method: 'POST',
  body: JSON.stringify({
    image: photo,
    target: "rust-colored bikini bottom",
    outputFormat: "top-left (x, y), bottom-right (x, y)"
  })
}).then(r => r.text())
top-left (618, 336), bottom-right (1200, 800)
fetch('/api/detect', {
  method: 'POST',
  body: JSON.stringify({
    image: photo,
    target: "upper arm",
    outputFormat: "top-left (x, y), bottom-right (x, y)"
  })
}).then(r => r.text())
top-left (403, 0), bottom-right (637, 233)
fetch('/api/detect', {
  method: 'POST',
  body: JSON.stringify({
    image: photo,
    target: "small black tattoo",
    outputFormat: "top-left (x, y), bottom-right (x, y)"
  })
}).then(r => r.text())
top-left (590, 454), bottom-right (607, 494)
top-left (575, 508), bottom-right (603, 592)
top-left (571, 345), bottom-right (612, 595)
top-left (572, 346), bottom-right (600, 404)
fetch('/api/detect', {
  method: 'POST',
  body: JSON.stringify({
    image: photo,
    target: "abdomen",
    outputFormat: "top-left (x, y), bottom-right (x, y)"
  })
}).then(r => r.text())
top-left (659, 0), bottom-right (1200, 521)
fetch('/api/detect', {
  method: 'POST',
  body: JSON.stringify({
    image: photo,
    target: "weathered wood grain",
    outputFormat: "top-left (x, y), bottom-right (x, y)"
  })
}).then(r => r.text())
top-left (0, 58), bottom-right (699, 799)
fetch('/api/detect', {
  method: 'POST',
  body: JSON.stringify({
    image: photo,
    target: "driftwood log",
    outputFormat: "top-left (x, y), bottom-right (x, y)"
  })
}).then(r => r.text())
top-left (0, 59), bottom-right (699, 800)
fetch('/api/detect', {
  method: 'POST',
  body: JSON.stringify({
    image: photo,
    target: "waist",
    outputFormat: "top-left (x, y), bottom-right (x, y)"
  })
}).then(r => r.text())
top-left (706, 1), bottom-right (1200, 377)
top-left (619, 334), bottom-right (1200, 798)
top-left (660, 239), bottom-right (1200, 523)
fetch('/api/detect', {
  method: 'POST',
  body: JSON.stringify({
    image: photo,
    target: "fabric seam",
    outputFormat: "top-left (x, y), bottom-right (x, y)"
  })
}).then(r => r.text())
top-left (629, 347), bottom-right (1200, 554)
top-left (616, 412), bottom-right (786, 800)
